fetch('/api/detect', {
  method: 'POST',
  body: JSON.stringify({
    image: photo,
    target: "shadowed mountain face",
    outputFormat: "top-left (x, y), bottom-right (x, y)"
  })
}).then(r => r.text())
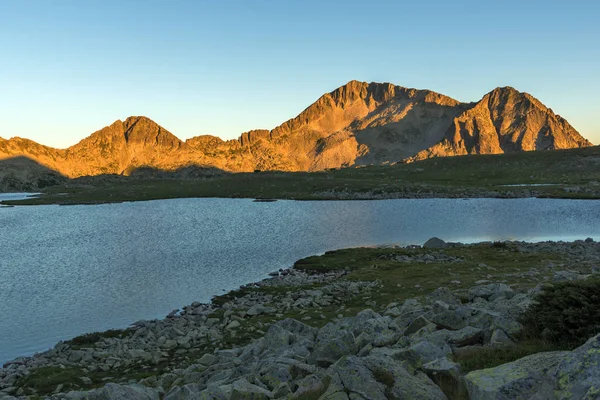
top-left (0, 156), bottom-right (67, 192)
top-left (0, 81), bottom-right (592, 177)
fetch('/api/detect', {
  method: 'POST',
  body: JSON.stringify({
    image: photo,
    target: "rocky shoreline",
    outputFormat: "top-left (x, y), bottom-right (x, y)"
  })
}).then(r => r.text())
top-left (1, 239), bottom-right (600, 399)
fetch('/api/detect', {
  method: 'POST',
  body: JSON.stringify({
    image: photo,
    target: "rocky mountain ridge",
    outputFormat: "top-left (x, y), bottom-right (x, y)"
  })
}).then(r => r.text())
top-left (0, 81), bottom-right (592, 178)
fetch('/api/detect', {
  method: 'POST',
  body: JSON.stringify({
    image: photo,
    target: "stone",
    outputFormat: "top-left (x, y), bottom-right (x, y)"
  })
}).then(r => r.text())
top-left (553, 333), bottom-right (600, 399)
top-left (198, 353), bottom-right (217, 367)
top-left (423, 237), bottom-right (449, 249)
top-left (226, 321), bottom-right (241, 330)
top-left (422, 357), bottom-right (462, 397)
top-left (404, 316), bottom-right (433, 336)
top-left (406, 340), bottom-right (453, 365)
top-left (325, 355), bottom-right (446, 400)
top-left (128, 349), bottom-right (153, 361)
top-left (490, 329), bottom-right (514, 347)
top-left (468, 283), bottom-right (515, 302)
top-left (309, 330), bottom-right (356, 367)
top-left (271, 382), bottom-right (291, 398)
top-left (246, 305), bottom-right (277, 317)
top-left (163, 383), bottom-right (206, 400)
top-left (80, 376), bottom-right (92, 385)
top-left (259, 365), bottom-right (292, 390)
top-left (291, 375), bottom-right (327, 399)
top-left (69, 383), bottom-right (161, 400)
top-left (162, 340), bottom-right (178, 350)
top-left (226, 378), bottom-right (273, 399)
top-left (464, 351), bottom-right (568, 400)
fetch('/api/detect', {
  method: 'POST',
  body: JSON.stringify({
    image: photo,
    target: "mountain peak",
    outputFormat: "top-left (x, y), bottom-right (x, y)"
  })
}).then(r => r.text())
top-left (489, 86), bottom-right (520, 94)
top-left (0, 81), bottom-right (592, 177)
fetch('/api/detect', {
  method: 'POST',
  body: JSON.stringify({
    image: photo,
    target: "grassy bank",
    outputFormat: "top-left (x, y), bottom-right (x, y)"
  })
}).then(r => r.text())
top-left (4, 146), bottom-right (600, 205)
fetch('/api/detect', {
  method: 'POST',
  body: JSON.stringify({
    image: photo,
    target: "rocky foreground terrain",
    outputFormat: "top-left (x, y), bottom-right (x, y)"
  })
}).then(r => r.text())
top-left (1, 239), bottom-right (600, 399)
top-left (0, 81), bottom-right (591, 180)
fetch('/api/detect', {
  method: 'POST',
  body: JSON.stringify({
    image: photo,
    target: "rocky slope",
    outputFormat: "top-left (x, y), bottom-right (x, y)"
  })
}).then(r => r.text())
top-left (1, 239), bottom-right (600, 399)
top-left (409, 86), bottom-right (591, 161)
top-left (0, 156), bottom-right (66, 192)
top-left (0, 82), bottom-right (592, 178)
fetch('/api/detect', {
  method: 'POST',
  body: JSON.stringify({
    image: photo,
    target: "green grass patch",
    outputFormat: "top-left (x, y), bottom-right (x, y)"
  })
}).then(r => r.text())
top-left (519, 277), bottom-right (600, 347)
top-left (293, 242), bottom-right (571, 310)
top-left (16, 366), bottom-right (87, 394)
top-left (66, 328), bottom-right (134, 348)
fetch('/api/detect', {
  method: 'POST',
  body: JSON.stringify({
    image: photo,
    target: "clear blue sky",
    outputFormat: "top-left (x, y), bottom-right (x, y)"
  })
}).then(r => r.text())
top-left (1, 0), bottom-right (598, 148)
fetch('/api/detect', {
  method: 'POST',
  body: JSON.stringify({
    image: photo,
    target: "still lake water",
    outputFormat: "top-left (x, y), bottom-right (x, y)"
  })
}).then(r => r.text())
top-left (1, 195), bottom-right (599, 363)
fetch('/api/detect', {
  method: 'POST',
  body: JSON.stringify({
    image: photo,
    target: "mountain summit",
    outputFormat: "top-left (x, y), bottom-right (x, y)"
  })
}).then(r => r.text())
top-left (0, 82), bottom-right (591, 177)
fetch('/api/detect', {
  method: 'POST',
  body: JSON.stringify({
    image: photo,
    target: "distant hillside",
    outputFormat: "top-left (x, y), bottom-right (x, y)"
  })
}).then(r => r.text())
top-left (0, 156), bottom-right (66, 192)
top-left (0, 81), bottom-right (591, 178)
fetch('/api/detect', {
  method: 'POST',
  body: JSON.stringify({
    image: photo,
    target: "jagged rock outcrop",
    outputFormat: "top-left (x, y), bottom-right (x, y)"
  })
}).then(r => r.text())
top-left (410, 87), bottom-right (591, 161)
top-left (0, 82), bottom-right (592, 179)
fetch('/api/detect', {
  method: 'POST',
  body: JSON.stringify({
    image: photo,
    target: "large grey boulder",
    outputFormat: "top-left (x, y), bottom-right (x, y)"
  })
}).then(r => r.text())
top-left (308, 329), bottom-right (356, 367)
top-left (258, 364), bottom-right (293, 390)
top-left (464, 351), bottom-right (568, 400)
top-left (58, 383), bottom-right (161, 400)
top-left (393, 298), bottom-right (427, 331)
top-left (401, 340), bottom-right (453, 366)
top-left (468, 283), bottom-right (515, 302)
top-left (198, 354), bottom-right (218, 367)
top-left (410, 326), bottom-right (483, 348)
top-left (554, 334), bottom-right (600, 399)
top-left (405, 316), bottom-right (433, 336)
top-left (225, 378), bottom-right (273, 399)
top-left (163, 384), bottom-right (218, 400)
top-left (422, 357), bottom-right (462, 398)
top-left (423, 237), bottom-right (449, 249)
top-left (430, 305), bottom-right (521, 339)
top-left (246, 305), bottom-right (276, 317)
top-left (291, 374), bottom-right (328, 399)
top-left (323, 355), bottom-right (447, 400)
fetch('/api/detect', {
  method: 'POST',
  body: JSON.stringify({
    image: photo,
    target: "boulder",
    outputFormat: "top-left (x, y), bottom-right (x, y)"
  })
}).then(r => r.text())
top-left (225, 378), bottom-right (273, 399)
top-left (259, 365), bottom-right (292, 390)
top-left (423, 237), bottom-right (449, 249)
top-left (410, 340), bottom-right (453, 364)
top-left (163, 384), bottom-right (210, 400)
top-left (422, 357), bottom-right (462, 398)
top-left (246, 305), bottom-right (276, 317)
top-left (324, 355), bottom-right (447, 400)
top-left (468, 283), bottom-right (515, 302)
top-left (309, 330), bottom-right (356, 367)
top-left (553, 334), bottom-right (600, 399)
top-left (405, 316), bottom-right (433, 336)
top-left (464, 351), bottom-right (568, 400)
top-left (61, 383), bottom-right (161, 400)
top-left (291, 374), bottom-right (327, 399)
top-left (198, 354), bottom-right (218, 367)
top-left (490, 329), bottom-right (514, 347)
